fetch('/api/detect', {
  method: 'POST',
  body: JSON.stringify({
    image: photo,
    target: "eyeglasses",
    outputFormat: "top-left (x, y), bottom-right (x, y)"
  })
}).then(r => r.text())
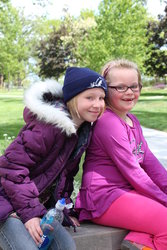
top-left (108, 85), bottom-right (142, 93)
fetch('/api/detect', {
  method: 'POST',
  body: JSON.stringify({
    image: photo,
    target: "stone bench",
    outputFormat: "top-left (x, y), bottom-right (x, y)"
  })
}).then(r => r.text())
top-left (68, 222), bottom-right (128, 250)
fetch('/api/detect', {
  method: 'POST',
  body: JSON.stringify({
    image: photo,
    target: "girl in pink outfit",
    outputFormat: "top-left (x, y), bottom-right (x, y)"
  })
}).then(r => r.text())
top-left (75, 59), bottom-right (167, 250)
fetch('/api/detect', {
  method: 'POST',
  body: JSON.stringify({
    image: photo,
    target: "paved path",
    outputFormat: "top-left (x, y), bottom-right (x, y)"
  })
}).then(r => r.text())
top-left (142, 127), bottom-right (167, 168)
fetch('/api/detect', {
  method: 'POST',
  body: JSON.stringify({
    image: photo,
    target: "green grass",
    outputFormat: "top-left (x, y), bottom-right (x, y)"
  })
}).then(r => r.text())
top-left (0, 88), bottom-right (24, 96)
top-left (132, 87), bottom-right (167, 132)
top-left (0, 89), bottom-right (24, 154)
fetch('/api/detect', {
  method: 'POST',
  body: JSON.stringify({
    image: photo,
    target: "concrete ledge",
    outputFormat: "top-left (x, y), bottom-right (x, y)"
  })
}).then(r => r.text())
top-left (68, 222), bottom-right (128, 250)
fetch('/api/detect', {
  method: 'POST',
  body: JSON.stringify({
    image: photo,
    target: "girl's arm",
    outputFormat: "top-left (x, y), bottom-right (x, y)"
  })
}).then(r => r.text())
top-left (0, 123), bottom-right (56, 223)
top-left (95, 113), bottom-right (167, 206)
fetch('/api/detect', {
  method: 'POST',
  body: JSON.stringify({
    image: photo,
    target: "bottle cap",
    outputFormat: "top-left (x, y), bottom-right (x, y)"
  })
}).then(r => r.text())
top-left (55, 198), bottom-right (73, 210)
top-left (56, 198), bottom-right (66, 210)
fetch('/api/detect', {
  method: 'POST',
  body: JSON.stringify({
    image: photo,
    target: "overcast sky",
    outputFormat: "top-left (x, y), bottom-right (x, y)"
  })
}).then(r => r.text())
top-left (11, 0), bottom-right (166, 19)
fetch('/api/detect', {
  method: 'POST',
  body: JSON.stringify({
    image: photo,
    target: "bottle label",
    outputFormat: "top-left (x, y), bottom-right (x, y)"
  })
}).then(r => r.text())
top-left (38, 235), bottom-right (50, 248)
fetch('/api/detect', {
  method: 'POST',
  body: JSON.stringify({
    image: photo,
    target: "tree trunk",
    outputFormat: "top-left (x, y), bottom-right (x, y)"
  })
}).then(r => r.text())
top-left (0, 74), bottom-right (4, 87)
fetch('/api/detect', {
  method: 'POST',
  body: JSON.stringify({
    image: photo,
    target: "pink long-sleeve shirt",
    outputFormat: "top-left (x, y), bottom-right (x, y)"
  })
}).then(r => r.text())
top-left (75, 108), bottom-right (167, 221)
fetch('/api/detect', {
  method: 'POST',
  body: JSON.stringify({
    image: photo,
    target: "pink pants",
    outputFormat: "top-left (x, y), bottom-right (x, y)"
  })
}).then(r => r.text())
top-left (92, 191), bottom-right (167, 250)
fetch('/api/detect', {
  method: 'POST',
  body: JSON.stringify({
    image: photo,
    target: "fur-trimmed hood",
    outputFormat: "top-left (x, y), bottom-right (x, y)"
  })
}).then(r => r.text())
top-left (24, 79), bottom-right (76, 136)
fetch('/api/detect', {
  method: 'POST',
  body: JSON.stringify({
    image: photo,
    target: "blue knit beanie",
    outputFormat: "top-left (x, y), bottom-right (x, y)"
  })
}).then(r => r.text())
top-left (63, 67), bottom-right (107, 103)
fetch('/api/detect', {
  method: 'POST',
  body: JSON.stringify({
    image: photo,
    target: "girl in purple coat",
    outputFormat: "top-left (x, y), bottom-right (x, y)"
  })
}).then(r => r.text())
top-left (75, 59), bottom-right (167, 250)
top-left (0, 67), bottom-right (107, 250)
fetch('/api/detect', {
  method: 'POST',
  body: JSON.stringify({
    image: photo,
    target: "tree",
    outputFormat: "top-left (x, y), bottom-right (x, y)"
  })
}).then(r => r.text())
top-left (36, 16), bottom-right (76, 80)
top-left (144, 2), bottom-right (167, 79)
top-left (35, 0), bottom-right (149, 78)
top-left (36, 9), bottom-right (99, 79)
top-left (77, 0), bottom-right (149, 72)
top-left (0, 1), bottom-right (30, 85)
top-left (0, 0), bottom-right (9, 3)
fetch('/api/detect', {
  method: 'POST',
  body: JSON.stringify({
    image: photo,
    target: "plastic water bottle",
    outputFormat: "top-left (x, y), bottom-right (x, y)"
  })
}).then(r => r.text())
top-left (38, 198), bottom-right (72, 250)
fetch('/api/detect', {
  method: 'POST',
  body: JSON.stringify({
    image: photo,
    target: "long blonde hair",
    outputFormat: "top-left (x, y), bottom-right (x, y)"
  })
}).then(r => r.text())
top-left (66, 96), bottom-right (80, 119)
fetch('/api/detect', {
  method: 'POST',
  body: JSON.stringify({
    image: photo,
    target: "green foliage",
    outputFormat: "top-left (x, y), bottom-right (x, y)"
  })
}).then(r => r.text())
top-left (35, 11), bottom-right (97, 79)
top-left (36, 17), bottom-right (76, 79)
top-left (1, 0), bottom-right (166, 84)
top-left (77, 0), bottom-right (149, 72)
top-left (80, 9), bottom-right (96, 19)
top-left (0, 2), bottom-right (30, 84)
top-left (30, 0), bottom-right (165, 80)
top-left (0, 0), bottom-right (9, 3)
top-left (144, 5), bottom-right (167, 78)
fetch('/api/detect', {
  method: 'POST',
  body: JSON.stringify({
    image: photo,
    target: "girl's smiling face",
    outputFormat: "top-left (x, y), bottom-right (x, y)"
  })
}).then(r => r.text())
top-left (73, 88), bottom-right (105, 127)
top-left (107, 68), bottom-right (140, 118)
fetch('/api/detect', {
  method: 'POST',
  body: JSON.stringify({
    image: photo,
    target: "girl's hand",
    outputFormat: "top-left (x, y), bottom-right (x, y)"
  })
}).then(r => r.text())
top-left (25, 217), bottom-right (43, 245)
top-left (69, 216), bottom-right (80, 227)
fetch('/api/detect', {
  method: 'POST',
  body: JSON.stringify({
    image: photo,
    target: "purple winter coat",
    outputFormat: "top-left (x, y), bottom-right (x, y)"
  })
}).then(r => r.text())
top-left (0, 80), bottom-right (92, 223)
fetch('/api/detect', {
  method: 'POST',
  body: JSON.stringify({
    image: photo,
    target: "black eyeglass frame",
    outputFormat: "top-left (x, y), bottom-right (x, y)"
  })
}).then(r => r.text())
top-left (108, 84), bottom-right (142, 93)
